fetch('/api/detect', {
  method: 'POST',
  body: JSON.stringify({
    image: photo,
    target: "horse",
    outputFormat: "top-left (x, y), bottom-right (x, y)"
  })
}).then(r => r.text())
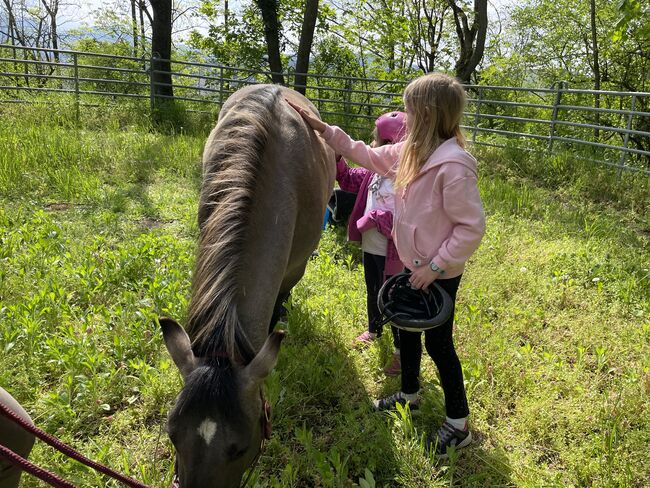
top-left (160, 84), bottom-right (335, 487)
top-left (0, 387), bottom-right (36, 488)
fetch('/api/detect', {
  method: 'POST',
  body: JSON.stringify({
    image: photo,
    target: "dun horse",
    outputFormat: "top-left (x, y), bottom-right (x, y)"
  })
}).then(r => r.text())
top-left (160, 85), bottom-right (335, 487)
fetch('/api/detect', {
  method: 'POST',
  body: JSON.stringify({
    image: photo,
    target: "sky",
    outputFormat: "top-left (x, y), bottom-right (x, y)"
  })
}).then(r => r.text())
top-left (3, 0), bottom-right (516, 49)
top-left (57, 0), bottom-right (515, 35)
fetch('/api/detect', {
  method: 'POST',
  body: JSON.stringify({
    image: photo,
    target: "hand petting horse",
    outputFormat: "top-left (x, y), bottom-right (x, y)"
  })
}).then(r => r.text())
top-left (160, 84), bottom-right (335, 488)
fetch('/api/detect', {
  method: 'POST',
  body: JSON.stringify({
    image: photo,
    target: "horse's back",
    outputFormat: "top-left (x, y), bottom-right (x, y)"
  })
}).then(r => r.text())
top-left (203, 83), bottom-right (334, 231)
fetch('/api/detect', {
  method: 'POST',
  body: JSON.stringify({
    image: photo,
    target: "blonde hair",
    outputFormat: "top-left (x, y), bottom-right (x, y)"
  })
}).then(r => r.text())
top-left (395, 73), bottom-right (467, 189)
top-left (371, 127), bottom-right (389, 147)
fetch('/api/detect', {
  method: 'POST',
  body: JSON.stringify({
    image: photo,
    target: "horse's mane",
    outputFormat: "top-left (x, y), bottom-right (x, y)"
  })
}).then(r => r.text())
top-left (175, 359), bottom-right (239, 416)
top-left (186, 85), bottom-right (282, 361)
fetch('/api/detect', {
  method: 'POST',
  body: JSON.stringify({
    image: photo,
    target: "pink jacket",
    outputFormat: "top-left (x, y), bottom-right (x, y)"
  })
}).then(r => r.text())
top-left (336, 157), bottom-right (403, 276)
top-left (323, 125), bottom-right (485, 278)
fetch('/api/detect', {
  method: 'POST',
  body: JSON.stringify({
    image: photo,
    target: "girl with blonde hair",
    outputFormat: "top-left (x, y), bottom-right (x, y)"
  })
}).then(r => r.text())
top-left (288, 73), bottom-right (485, 456)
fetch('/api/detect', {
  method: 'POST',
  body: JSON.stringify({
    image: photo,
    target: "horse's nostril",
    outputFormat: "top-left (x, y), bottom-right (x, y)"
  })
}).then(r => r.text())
top-left (227, 443), bottom-right (249, 460)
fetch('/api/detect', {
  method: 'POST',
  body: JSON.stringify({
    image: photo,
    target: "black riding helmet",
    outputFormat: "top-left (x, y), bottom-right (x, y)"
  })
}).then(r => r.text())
top-left (377, 272), bottom-right (453, 332)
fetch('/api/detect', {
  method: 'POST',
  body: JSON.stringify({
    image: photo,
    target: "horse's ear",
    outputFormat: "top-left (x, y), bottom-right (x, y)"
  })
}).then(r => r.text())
top-left (243, 330), bottom-right (286, 384)
top-left (159, 317), bottom-right (197, 381)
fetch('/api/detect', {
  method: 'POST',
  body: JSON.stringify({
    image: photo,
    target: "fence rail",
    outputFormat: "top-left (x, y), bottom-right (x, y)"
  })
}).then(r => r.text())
top-left (1, 44), bottom-right (649, 175)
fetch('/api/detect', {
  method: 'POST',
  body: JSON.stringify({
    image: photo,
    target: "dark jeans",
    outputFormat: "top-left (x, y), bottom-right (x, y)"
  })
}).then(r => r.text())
top-left (363, 252), bottom-right (400, 350)
top-left (399, 274), bottom-right (469, 419)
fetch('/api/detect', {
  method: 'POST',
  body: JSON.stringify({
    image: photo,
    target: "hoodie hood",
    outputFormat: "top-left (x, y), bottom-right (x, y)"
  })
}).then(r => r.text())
top-left (418, 137), bottom-right (477, 177)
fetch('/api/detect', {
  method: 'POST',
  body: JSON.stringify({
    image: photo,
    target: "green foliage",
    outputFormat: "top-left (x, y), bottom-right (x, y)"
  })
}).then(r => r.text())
top-left (189, 0), bottom-right (268, 69)
top-left (497, 0), bottom-right (648, 93)
top-left (613, 0), bottom-right (650, 42)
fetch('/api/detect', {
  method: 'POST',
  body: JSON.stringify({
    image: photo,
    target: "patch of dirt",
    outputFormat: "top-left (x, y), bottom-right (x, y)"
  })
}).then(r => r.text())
top-left (44, 203), bottom-right (77, 211)
top-left (136, 217), bottom-right (172, 229)
top-left (43, 202), bottom-right (88, 212)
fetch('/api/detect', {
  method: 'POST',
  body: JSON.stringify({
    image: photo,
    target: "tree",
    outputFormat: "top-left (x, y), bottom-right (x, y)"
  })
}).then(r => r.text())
top-left (448, 0), bottom-right (487, 82)
top-left (588, 0), bottom-right (601, 136)
top-left (130, 0), bottom-right (140, 56)
top-left (188, 1), bottom-right (267, 69)
top-left (39, 0), bottom-right (60, 61)
top-left (255, 0), bottom-right (284, 84)
top-left (293, 0), bottom-right (318, 94)
top-left (148, 0), bottom-right (174, 99)
top-left (407, 0), bottom-right (450, 73)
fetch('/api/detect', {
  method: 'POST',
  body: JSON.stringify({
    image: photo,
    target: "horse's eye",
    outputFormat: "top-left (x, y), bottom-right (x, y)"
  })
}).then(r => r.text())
top-left (226, 443), bottom-right (249, 460)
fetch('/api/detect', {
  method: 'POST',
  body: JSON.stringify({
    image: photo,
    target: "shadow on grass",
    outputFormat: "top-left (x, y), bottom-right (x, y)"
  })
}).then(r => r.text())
top-left (410, 376), bottom-right (514, 487)
top-left (262, 301), bottom-right (399, 486)
top-left (260, 298), bottom-right (514, 487)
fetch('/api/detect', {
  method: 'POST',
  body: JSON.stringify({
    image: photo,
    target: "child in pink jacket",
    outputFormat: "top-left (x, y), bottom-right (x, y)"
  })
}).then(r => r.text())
top-left (336, 112), bottom-right (406, 376)
top-left (288, 73), bottom-right (486, 457)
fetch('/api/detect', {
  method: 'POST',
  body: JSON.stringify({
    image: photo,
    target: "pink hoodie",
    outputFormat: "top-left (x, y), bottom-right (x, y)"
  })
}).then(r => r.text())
top-left (335, 157), bottom-right (403, 277)
top-left (322, 125), bottom-right (485, 278)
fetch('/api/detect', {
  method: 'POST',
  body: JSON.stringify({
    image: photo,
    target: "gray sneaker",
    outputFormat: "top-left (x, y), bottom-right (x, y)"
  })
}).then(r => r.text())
top-left (426, 421), bottom-right (472, 458)
top-left (372, 392), bottom-right (419, 411)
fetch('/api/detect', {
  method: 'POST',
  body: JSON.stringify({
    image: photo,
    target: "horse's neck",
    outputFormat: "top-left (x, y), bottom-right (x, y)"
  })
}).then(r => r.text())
top-left (235, 134), bottom-right (331, 352)
top-left (234, 154), bottom-right (297, 352)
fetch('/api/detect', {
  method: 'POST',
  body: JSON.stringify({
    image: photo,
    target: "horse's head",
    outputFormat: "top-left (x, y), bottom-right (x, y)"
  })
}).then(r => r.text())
top-left (160, 318), bottom-right (284, 488)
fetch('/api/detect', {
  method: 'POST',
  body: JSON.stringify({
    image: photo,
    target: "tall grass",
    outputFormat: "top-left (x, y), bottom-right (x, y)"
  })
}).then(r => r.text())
top-left (0, 106), bottom-right (648, 487)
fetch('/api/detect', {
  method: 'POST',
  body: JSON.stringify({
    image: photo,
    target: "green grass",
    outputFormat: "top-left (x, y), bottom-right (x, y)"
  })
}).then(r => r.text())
top-left (0, 107), bottom-right (648, 487)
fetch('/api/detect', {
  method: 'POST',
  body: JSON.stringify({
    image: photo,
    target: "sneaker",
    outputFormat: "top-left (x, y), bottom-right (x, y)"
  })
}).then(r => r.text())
top-left (383, 353), bottom-right (401, 376)
top-left (373, 391), bottom-right (419, 411)
top-left (425, 421), bottom-right (472, 458)
top-left (354, 331), bottom-right (377, 345)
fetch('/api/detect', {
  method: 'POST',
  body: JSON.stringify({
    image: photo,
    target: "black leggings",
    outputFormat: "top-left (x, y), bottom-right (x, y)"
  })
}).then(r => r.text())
top-left (399, 274), bottom-right (469, 419)
top-left (363, 252), bottom-right (400, 349)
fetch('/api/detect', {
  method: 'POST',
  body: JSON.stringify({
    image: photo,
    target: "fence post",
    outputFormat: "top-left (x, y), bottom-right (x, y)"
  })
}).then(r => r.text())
top-left (149, 54), bottom-right (156, 114)
top-left (219, 66), bottom-right (224, 107)
top-left (73, 52), bottom-right (79, 123)
top-left (318, 85), bottom-right (322, 111)
top-left (344, 77), bottom-right (352, 130)
top-left (473, 87), bottom-right (483, 144)
top-left (618, 95), bottom-right (637, 178)
top-left (548, 81), bottom-right (566, 152)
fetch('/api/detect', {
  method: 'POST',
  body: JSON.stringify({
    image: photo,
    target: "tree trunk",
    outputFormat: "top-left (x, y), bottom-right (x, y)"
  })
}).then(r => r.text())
top-left (448, 0), bottom-right (487, 83)
top-left (49, 6), bottom-right (58, 62)
top-left (149, 0), bottom-right (173, 100)
top-left (590, 0), bottom-right (601, 139)
top-left (256, 0), bottom-right (284, 85)
top-left (294, 0), bottom-right (319, 95)
top-left (131, 0), bottom-right (139, 56)
top-left (224, 0), bottom-right (229, 34)
top-left (139, 1), bottom-right (146, 54)
top-left (40, 0), bottom-right (59, 61)
top-left (3, 0), bottom-right (25, 46)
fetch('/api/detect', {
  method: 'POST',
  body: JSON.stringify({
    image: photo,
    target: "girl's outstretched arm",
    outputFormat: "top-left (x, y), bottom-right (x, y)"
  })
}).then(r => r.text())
top-left (286, 99), bottom-right (401, 177)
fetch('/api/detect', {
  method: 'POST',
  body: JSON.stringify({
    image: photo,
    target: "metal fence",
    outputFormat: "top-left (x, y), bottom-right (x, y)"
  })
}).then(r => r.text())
top-left (1, 44), bottom-right (649, 175)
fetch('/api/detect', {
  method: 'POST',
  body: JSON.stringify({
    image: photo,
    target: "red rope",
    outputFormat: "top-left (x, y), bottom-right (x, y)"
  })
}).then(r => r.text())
top-left (0, 400), bottom-right (154, 488)
top-left (0, 443), bottom-right (76, 488)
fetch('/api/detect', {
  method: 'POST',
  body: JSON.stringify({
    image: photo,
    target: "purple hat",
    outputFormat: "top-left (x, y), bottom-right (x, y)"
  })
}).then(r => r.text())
top-left (375, 111), bottom-right (407, 143)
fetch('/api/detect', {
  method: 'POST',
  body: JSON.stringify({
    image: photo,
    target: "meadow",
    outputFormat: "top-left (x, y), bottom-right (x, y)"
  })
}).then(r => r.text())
top-left (0, 102), bottom-right (649, 487)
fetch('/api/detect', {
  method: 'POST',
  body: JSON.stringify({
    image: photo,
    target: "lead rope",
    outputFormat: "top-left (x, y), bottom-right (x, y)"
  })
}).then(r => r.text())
top-left (0, 443), bottom-right (75, 488)
top-left (0, 401), bottom-right (154, 488)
